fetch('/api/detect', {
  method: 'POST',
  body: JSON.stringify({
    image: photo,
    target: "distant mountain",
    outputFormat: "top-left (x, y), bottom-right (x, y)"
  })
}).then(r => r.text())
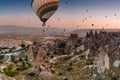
top-left (0, 25), bottom-right (71, 35)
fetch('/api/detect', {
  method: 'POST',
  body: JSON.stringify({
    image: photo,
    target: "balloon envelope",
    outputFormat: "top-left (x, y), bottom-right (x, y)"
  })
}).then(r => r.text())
top-left (31, 0), bottom-right (59, 25)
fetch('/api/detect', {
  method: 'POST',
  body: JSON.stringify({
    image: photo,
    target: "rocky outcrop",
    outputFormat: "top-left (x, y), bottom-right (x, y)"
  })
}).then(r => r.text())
top-left (34, 46), bottom-right (52, 80)
top-left (0, 73), bottom-right (15, 80)
top-left (64, 40), bottom-right (74, 54)
top-left (97, 46), bottom-right (110, 73)
top-left (113, 60), bottom-right (120, 67)
top-left (69, 33), bottom-right (78, 39)
top-left (27, 44), bottom-right (34, 62)
top-left (38, 71), bottom-right (53, 80)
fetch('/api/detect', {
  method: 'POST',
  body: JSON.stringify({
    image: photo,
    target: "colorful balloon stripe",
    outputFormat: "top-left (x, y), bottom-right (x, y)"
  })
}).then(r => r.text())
top-left (37, 1), bottom-right (58, 16)
top-left (39, 5), bottom-right (58, 22)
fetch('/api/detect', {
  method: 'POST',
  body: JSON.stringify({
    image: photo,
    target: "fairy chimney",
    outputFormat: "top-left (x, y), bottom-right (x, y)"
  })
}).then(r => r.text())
top-left (27, 44), bottom-right (34, 62)
top-left (35, 46), bottom-right (50, 73)
top-left (97, 46), bottom-right (110, 73)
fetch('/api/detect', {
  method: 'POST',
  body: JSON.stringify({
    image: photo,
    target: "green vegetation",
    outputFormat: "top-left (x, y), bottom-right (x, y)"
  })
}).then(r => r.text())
top-left (27, 72), bottom-right (35, 77)
top-left (86, 59), bottom-right (94, 65)
top-left (51, 69), bottom-right (55, 74)
top-left (0, 55), bottom-right (4, 60)
top-left (46, 52), bottom-right (50, 56)
top-left (0, 47), bottom-right (8, 50)
top-left (67, 66), bottom-right (73, 71)
top-left (20, 44), bottom-right (26, 48)
top-left (111, 76), bottom-right (118, 80)
top-left (9, 49), bottom-right (13, 52)
top-left (17, 62), bottom-right (32, 71)
top-left (3, 64), bottom-right (17, 77)
top-left (58, 72), bottom-right (63, 76)
top-left (98, 77), bottom-right (104, 80)
top-left (10, 55), bottom-right (15, 62)
top-left (62, 55), bottom-right (72, 61)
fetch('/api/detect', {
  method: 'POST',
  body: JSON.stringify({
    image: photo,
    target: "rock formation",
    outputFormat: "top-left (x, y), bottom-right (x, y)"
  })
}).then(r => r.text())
top-left (34, 46), bottom-right (53, 80)
top-left (97, 46), bottom-right (110, 73)
top-left (27, 44), bottom-right (34, 62)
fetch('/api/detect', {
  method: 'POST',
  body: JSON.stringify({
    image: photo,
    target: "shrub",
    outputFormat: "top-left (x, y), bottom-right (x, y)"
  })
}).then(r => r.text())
top-left (46, 52), bottom-right (50, 56)
top-left (86, 59), bottom-right (93, 65)
top-left (10, 55), bottom-right (15, 62)
top-left (111, 76), bottom-right (118, 80)
top-left (67, 66), bottom-right (73, 71)
top-left (3, 68), bottom-right (17, 77)
top-left (19, 62), bottom-right (27, 70)
top-left (18, 62), bottom-right (32, 71)
top-left (68, 62), bottom-right (73, 66)
top-left (58, 72), bottom-right (63, 76)
top-left (98, 77), bottom-right (104, 80)
top-left (51, 69), bottom-right (55, 74)
top-left (64, 78), bottom-right (68, 80)
top-left (0, 55), bottom-right (4, 60)
top-left (3, 64), bottom-right (17, 77)
top-left (27, 72), bottom-right (35, 76)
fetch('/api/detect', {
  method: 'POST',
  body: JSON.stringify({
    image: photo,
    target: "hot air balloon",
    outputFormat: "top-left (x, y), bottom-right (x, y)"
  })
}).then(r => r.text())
top-left (92, 24), bottom-right (94, 26)
top-left (31, 0), bottom-right (59, 26)
top-left (86, 10), bottom-right (88, 12)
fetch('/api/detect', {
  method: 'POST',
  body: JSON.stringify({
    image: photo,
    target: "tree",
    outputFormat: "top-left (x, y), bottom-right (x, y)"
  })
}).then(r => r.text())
top-left (0, 55), bottom-right (4, 60)
top-left (20, 44), bottom-right (26, 48)
top-left (10, 55), bottom-right (15, 62)
top-left (3, 64), bottom-right (17, 77)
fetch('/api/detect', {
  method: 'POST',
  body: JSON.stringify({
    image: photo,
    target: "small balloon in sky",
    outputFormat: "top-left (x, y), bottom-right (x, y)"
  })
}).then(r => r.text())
top-left (106, 24), bottom-right (108, 26)
top-left (117, 17), bottom-right (119, 19)
top-left (82, 20), bottom-right (84, 22)
top-left (89, 16), bottom-right (92, 18)
top-left (76, 25), bottom-right (79, 28)
top-left (58, 18), bottom-right (60, 21)
top-left (64, 29), bottom-right (66, 32)
top-left (65, 1), bottom-right (68, 4)
top-left (28, 20), bottom-right (30, 23)
top-left (86, 10), bottom-right (88, 12)
top-left (114, 14), bottom-right (117, 16)
top-left (105, 15), bottom-right (107, 18)
top-left (85, 18), bottom-right (87, 20)
top-left (92, 24), bottom-right (94, 26)
top-left (16, 15), bottom-right (19, 17)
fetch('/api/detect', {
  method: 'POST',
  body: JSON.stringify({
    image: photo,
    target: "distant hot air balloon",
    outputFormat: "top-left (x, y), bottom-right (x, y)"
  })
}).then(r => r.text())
top-left (92, 24), bottom-right (94, 26)
top-left (16, 14), bottom-right (19, 17)
top-left (86, 10), bottom-right (88, 12)
top-left (105, 15), bottom-right (107, 18)
top-left (85, 18), bottom-right (87, 20)
top-left (64, 29), bottom-right (66, 32)
top-left (76, 25), bottom-right (79, 28)
top-left (82, 20), bottom-right (84, 22)
top-left (58, 18), bottom-right (60, 21)
top-left (31, 0), bottom-right (59, 26)
top-left (65, 1), bottom-right (68, 4)
top-left (89, 16), bottom-right (92, 18)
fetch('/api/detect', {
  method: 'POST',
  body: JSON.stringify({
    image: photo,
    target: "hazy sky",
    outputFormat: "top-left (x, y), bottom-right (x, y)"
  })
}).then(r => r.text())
top-left (0, 0), bottom-right (120, 29)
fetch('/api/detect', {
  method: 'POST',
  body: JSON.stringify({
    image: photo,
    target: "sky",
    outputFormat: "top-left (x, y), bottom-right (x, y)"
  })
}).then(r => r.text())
top-left (0, 0), bottom-right (120, 29)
